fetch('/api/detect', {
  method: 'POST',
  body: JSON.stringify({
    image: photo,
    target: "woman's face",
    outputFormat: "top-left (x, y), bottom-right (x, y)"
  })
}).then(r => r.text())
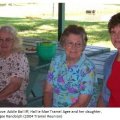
top-left (0, 31), bottom-right (14, 56)
top-left (63, 33), bottom-right (85, 61)
top-left (110, 24), bottom-right (120, 51)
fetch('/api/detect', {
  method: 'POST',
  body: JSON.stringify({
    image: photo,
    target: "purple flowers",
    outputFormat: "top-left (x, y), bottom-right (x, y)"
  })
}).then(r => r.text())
top-left (48, 72), bottom-right (53, 80)
top-left (54, 88), bottom-right (60, 94)
top-left (80, 83), bottom-right (85, 90)
top-left (57, 75), bottom-right (64, 83)
top-left (67, 87), bottom-right (77, 93)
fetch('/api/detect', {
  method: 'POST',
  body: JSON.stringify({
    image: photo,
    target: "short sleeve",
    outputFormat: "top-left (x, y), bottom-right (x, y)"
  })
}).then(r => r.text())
top-left (47, 59), bottom-right (55, 85)
top-left (79, 65), bottom-right (96, 95)
top-left (47, 55), bottom-right (62, 85)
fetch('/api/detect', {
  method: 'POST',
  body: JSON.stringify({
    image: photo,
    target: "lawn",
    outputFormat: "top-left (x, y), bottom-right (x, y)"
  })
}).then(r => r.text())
top-left (0, 3), bottom-right (120, 49)
top-left (0, 17), bottom-right (114, 49)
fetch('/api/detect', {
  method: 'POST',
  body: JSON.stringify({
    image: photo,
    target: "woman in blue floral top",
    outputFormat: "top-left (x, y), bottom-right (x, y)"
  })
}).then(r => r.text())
top-left (44, 25), bottom-right (97, 107)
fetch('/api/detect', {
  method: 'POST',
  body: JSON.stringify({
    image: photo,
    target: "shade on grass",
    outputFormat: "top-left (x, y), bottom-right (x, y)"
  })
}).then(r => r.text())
top-left (0, 17), bottom-right (109, 45)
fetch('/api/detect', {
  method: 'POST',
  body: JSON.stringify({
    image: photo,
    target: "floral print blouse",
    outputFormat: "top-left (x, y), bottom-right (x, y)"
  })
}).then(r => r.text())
top-left (0, 52), bottom-right (29, 105)
top-left (47, 53), bottom-right (97, 107)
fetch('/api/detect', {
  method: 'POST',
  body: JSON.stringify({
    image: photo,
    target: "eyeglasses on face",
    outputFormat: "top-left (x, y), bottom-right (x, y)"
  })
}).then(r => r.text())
top-left (0, 38), bottom-right (13, 44)
top-left (65, 41), bottom-right (83, 48)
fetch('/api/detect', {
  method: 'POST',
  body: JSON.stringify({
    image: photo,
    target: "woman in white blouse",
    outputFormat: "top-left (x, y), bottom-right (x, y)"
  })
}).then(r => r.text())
top-left (0, 25), bottom-right (29, 107)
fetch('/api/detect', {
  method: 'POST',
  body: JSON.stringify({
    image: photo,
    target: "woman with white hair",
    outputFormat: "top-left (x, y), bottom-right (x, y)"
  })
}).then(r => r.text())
top-left (0, 25), bottom-right (29, 107)
top-left (44, 25), bottom-right (97, 107)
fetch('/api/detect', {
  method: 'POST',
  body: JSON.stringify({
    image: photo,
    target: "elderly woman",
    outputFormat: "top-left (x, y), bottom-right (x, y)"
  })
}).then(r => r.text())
top-left (44, 25), bottom-right (97, 107)
top-left (0, 25), bottom-right (29, 107)
top-left (98, 12), bottom-right (120, 107)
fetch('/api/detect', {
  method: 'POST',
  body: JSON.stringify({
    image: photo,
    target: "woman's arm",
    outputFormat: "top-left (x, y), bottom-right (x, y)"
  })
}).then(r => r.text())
top-left (70, 94), bottom-right (91, 107)
top-left (71, 61), bottom-right (96, 107)
top-left (97, 93), bottom-right (105, 107)
top-left (44, 81), bottom-right (53, 107)
top-left (0, 76), bottom-right (22, 101)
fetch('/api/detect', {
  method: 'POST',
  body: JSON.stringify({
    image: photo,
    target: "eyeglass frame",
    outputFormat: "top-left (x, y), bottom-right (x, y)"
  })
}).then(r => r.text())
top-left (64, 41), bottom-right (85, 48)
top-left (0, 38), bottom-right (14, 44)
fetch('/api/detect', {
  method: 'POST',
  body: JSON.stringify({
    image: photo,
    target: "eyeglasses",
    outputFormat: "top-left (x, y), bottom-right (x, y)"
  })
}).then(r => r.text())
top-left (65, 41), bottom-right (83, 48)
top-left (0, 38), bottom-right (13, 44)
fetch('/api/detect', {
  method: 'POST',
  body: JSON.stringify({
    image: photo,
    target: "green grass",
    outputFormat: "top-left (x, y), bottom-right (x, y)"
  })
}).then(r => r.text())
top-left (0, 17), bottom-right (113, 48)
top-left (0, 3), bottom-right (119, 50)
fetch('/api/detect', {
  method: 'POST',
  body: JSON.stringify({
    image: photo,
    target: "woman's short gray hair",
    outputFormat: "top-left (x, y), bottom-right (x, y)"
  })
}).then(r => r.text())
top-left (60, 25), bottom-right (88, 47)
top-left (0, 25), bottom-right (23, 52)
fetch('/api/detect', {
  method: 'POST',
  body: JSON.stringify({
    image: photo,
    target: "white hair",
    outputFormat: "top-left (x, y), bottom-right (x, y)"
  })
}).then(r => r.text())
top-left (0, 25), bottom-right (23, 52)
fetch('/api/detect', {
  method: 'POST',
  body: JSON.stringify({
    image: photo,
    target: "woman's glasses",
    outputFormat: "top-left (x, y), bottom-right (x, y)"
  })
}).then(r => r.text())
top-left (0, 38), bottom-right (13, 44)
top-left (65, 41), bottom-right (83, 48)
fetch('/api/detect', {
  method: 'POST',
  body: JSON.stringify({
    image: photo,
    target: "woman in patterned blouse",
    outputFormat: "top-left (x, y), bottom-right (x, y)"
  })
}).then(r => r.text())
top-left (44, 25), bottom-right (97, 107)
top-left (0, 25), bottom-right (29, 107)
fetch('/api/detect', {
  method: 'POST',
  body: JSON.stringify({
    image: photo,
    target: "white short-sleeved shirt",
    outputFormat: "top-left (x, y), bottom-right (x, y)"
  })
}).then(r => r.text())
top-left (0, 52), bottom-right (29, 105)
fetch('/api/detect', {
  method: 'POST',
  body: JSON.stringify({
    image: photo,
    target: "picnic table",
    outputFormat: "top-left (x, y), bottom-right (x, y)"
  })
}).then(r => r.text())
top-left (23, 39), bottom-right (116, 107)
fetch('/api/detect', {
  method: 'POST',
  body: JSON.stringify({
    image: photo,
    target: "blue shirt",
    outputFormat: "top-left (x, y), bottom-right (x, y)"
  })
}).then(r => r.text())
top-left (47, 53), bottom-right (97, 107)
top-left (102, 51), bottom-right (117, 106)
